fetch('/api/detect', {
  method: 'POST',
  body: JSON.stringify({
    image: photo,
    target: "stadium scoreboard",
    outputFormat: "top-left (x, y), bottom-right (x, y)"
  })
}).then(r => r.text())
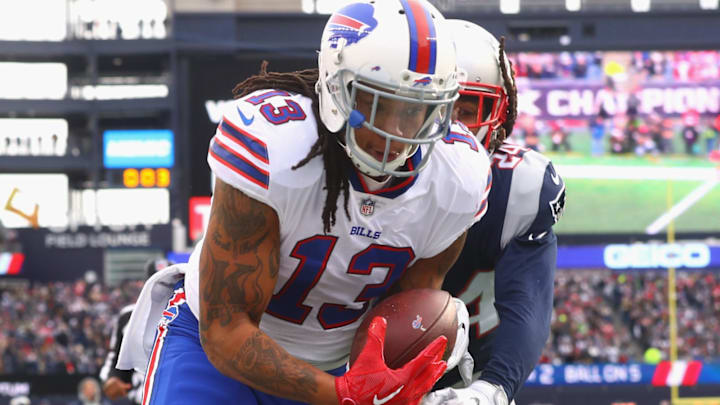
top-left (122, 168), bottom-right (171, 188)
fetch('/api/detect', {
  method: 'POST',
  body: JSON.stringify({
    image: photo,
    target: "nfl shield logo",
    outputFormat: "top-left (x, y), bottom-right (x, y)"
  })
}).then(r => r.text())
top-left (360, 198), bottom-right (375, 216)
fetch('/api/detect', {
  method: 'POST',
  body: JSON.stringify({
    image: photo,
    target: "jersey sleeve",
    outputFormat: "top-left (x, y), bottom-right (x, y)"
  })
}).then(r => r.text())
top-left (206, 92), bottom-right (321, 219)
top-left (422, 124), bottom-right (492, 258)
top-left (518, 161), bottom-right (566, 242)
top-left (495, 145), bottom-right (566, 249)
top-left (207, 99), bottom-right (275, 209)
top-left (480, 230), bottom-right (557, 400)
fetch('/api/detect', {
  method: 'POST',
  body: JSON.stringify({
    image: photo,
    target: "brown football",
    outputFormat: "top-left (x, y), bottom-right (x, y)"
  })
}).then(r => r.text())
top-left (349, 288), bottom-right (457, 369)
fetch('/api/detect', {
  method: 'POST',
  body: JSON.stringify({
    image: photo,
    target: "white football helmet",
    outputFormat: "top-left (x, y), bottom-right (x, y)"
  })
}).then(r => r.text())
top-left (446, 19), bottom-right (510, 152)
top-left (317, 0), bottom-right (459, 177)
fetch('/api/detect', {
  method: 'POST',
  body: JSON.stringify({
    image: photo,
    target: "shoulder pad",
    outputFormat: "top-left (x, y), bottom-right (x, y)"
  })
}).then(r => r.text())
top-left (493, 143), bottom-right (565, 247)
top-left (207, 90), bottom-right (323, 211)
top-left (528, 160), bottom-right (565, 235)
top-left (433, 123), bottom-right (491, 217)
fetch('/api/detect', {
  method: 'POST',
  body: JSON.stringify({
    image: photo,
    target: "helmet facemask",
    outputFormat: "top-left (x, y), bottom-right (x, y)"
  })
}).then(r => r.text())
top-left (327, 68), bottom-right (458, 177)
top-left (456, 81), bottom-right (507, 152)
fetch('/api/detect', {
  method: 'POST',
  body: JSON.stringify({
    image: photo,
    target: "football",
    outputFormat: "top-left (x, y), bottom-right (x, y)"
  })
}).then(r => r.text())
top-left (349, 288), bottom-right (457, 369)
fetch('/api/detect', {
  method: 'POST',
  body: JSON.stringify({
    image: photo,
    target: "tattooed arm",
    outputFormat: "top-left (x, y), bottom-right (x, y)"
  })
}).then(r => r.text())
top-left (199, 179), bottom-right (338, 405)
top-left (390, 231), bottom-right (467, 293)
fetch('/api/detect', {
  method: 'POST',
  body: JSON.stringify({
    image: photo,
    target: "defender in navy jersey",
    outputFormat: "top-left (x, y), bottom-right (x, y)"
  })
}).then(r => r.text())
top-left (424, 20), bottom-right (566, 405)
top-left (117, 3), bottom-right (489, 405)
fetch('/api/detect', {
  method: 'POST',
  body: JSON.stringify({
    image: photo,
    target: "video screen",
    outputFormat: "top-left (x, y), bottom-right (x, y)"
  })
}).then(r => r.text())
top-left (506, 50), bottom-right (720, 236)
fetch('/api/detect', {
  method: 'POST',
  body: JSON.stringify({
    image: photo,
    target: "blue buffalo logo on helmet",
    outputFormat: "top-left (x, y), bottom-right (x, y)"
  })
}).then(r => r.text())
top-left (328, 3), bottom-right (378, 48)
top-left (413, 76), bottom-right (432, 87)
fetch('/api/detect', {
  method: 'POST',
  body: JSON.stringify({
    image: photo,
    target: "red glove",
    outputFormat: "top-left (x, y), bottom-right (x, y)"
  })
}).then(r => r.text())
top-left (335, 317), bottom-right (448, 405)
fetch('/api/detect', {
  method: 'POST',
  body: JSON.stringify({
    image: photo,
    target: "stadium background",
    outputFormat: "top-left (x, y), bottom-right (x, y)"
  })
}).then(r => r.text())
top-left (1, 0), bottom-right (719, 404)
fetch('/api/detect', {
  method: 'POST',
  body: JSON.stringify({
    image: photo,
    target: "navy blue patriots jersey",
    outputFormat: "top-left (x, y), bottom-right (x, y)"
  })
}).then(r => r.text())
top-left (439, 142), bottom-right (565, 400)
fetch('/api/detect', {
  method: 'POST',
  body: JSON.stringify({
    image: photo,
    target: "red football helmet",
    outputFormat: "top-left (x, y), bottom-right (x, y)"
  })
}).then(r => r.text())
top-left (447, 19), bottom-right (510, 152)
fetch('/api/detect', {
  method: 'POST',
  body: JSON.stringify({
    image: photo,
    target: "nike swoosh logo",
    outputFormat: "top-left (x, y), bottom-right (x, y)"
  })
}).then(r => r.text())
top-left (550, 171), bottom-right (560, 185)
top-left (528, 231), bottom-right (548, 241)
top-left (237, 107), bottom-right (254, 126)
top-left (373, 385), bottom-right (404, 405)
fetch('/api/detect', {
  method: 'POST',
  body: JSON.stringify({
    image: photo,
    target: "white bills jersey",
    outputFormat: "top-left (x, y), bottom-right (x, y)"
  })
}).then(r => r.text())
top-left (184, 89), bottom-right (491, 370)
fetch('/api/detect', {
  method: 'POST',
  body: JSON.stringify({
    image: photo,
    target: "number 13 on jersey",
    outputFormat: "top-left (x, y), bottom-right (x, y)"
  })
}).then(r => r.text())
top-left (265, 235), bottom-right (415, 330)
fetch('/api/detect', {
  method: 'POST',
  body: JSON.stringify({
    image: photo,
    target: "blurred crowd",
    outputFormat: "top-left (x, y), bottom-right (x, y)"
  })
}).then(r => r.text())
top-left (509, 50), bottom-right (720, 82)
top-left (542, 270), bottom-right (634, 364)
top-left (506, 50), bottom-right (720, 158)
top-left (511, 51), bottom-right (604, 80)
top-left (541, 270), bottom-right (720, 364)
top-left (631, 51), bottom-right (720, 83)
top-left (1, 269), bottom-right (719, 379)
top-left (0, 280), bottom-right (142, 375)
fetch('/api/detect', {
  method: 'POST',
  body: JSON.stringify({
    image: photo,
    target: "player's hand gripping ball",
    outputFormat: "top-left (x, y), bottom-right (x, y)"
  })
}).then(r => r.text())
top-left (336, 316), bottom-right (448, 405)
top-left (350, 289), bottom-right (458, 369)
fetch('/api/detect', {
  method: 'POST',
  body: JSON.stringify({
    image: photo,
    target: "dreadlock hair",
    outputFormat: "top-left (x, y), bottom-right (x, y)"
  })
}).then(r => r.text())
top-left (490, 36), bottom-right (518, 152)
top-left (232, 61), bottom-right (352, 233)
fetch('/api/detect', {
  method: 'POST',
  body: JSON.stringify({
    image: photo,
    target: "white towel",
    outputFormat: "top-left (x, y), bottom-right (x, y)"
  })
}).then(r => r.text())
top-left (117, 263), bottom-right (187, 374)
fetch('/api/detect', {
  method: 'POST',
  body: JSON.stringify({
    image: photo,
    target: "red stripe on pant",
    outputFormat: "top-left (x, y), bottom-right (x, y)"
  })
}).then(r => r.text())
top-left (142, 324), bottom-right (167, 405)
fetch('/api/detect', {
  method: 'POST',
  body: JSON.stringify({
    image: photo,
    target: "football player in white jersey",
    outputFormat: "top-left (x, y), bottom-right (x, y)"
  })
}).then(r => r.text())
top-left (423, 20), bottom-right (566, 405)
top-left (121, 2), bottom-right (491, 405)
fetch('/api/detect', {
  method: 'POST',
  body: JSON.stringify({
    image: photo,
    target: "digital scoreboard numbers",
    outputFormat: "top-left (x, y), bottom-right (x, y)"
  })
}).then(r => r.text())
top-left (120, 168), bottom-right (171, 188)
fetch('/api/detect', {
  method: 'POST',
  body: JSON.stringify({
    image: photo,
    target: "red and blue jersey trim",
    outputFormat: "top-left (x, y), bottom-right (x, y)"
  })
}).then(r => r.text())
top-left (348, 149), bottom-right (421, 198)
top-left (209, 137), bottom-right (270, 189)
top-left (219, 118), bottom-right (269, 164)
top-left (443, 130), bottom-right (479, 152)
top-left (400, 0), bottom-right (437, 74)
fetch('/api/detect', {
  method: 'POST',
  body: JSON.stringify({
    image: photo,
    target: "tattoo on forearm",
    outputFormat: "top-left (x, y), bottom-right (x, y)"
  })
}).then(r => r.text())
top-left (201, 182), bottom-right (278, 329)
top-left (200, 247), bottom-right (229, 332)
top-left (212, 230), bottom-right (230, 251)
top-left (201, 246), bottom-right (268, 329)
top-left (269, 244), bottom-right (279, 279)
top-left (201, 182), bottom-right (305, 398)
top-left (228, 330), bottom-right (319, 397)
top-left (216, 187), bottom-right (268, 257)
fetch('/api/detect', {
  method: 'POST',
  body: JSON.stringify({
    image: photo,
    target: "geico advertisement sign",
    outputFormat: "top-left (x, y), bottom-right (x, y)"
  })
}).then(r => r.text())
top-left (604, 243), bottom-right (711, 269)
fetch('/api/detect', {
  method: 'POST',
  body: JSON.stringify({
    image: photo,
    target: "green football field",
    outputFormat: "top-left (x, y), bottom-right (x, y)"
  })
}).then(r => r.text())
top-left (553, 177), bottom-right (720, 234)
top-left (541, 130), bottom-right (720, 235)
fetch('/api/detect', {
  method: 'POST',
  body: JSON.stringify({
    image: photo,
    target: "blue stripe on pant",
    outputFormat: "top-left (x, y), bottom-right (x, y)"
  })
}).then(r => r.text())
top-left (143, 279), bottom-right (346, 405)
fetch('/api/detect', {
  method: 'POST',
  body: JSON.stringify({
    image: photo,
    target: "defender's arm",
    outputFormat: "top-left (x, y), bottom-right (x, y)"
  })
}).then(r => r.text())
top-left (481, 231), bottom-right (557, 400)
